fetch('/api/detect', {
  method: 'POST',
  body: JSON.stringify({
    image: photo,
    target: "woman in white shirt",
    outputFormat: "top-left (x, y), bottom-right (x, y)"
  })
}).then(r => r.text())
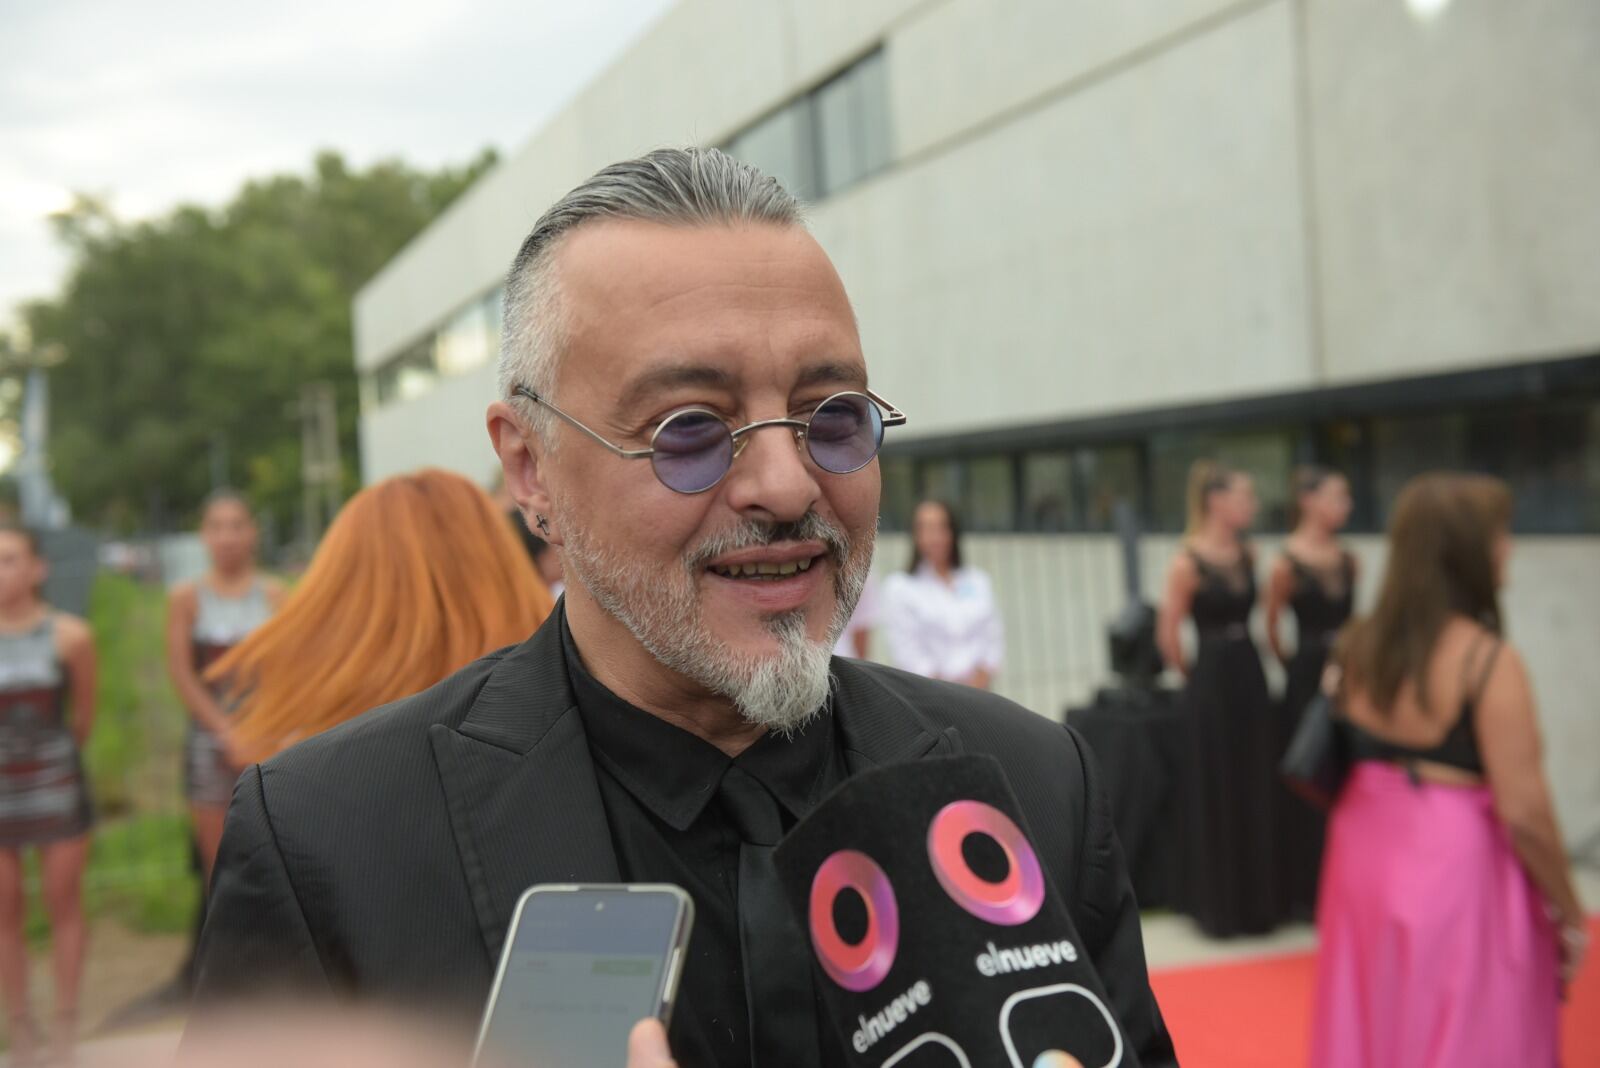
top-left (882, 500), bottom-right (1003, 688)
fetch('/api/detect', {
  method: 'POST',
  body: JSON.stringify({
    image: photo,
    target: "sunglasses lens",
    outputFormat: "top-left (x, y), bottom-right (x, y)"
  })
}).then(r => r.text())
top-left (651, 410), bottom-right (734, 493)
top-left (806, 393), bottom-right (882, 474)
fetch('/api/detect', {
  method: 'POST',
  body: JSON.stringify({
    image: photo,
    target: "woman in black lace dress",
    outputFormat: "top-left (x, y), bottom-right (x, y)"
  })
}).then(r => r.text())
top-left (1266, 467), bottom-right (1357, 918)
top-left (1158, 460), bottom-right (1284, 937)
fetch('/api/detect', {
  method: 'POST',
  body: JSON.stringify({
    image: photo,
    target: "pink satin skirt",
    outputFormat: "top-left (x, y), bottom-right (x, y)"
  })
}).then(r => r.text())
top-left (1310, 762), bottom-right (1560, 1067)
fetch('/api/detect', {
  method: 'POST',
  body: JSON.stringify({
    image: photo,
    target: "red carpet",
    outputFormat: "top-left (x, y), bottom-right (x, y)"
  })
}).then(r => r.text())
top-left (1149, 917), bottom-right (1599, 1067)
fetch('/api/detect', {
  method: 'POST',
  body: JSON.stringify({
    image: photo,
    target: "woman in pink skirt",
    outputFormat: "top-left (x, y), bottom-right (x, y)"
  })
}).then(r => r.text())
top-left (1311, 473), bottom-right (1587, 1067)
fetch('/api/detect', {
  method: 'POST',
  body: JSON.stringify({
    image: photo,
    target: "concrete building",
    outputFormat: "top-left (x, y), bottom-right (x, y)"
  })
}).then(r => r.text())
top-left (353, 0), bottom-right (1600, 849)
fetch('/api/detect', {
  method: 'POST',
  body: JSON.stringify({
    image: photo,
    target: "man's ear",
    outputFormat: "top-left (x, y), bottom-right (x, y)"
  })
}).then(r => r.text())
top-left (487, 401), bottom-right (561, 547)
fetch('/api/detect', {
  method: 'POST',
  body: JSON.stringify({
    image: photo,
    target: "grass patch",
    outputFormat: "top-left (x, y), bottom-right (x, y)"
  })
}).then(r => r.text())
top-left (86, 813), bottom-right (200, 933)
top-left (22, 815), bottom-right (199, 943)
top-left (82, 573), bottom-right (185, 818)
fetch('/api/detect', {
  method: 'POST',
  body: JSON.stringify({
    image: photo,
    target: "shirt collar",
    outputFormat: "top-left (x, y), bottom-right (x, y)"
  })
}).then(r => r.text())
top-left (736, 704), bottom-right (842, 825)
top-left (558, 608), bottom-right (840, 831)
top-left (914, 562), bottom-right (962, 583)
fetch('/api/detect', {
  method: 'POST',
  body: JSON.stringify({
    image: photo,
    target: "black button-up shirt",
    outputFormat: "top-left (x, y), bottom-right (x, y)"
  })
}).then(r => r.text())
top-left (560, 617), bottom-right (849, 1066)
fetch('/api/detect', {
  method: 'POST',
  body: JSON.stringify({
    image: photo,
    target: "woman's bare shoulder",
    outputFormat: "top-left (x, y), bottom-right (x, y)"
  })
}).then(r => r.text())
top-left (52, 612), bottom-right (94, 656)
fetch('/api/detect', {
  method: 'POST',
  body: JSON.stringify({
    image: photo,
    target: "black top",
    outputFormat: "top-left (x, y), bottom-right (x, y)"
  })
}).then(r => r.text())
top-left (1341, 635), bottom-right (1500, 775)
top-left (1285, 552), bottom-right (1355, 643)
top-left (1188, 547), bottom-right (1255, 638)
top-left (560, 616), bottom-right (849, 1065)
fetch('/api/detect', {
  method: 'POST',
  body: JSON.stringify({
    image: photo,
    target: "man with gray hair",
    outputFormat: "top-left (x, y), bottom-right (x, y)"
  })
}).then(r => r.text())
top-left (193, 148), bottom-right (1176, 1067)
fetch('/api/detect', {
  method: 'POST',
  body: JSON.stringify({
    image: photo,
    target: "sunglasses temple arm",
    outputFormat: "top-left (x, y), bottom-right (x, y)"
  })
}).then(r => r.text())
top-left (866, 388), bottom-right (908, 426)
top-left (518, 388), bottom-right (653, 459)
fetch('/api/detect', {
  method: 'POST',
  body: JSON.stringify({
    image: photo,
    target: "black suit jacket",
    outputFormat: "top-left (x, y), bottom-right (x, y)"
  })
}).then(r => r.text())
top-left (194, 614), bottom-right (1177, 1065)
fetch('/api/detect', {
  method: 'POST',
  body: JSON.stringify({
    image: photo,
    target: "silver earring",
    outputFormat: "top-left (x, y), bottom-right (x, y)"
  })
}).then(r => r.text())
top-left (535, 514), bottom-right (551, 535)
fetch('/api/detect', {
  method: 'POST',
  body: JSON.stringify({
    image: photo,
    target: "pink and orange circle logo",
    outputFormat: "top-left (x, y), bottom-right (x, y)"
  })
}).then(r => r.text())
top-left (926, 800), bottom-right (1045, 926)
top-left (808, 849), bottom-right (900, 992)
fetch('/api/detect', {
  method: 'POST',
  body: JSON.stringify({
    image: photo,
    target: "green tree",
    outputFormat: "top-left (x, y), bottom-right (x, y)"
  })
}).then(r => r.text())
top-left (21, 148), bottom-right (498, 534)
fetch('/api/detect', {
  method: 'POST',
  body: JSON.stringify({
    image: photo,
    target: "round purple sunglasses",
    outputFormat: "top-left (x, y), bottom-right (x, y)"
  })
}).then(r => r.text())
top-left (513, 385), bottom-right (907, 494)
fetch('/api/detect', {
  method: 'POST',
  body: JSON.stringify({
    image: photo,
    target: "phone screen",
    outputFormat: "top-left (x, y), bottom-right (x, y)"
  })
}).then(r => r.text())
top-left (477, 887), bottom-right (687, 1068)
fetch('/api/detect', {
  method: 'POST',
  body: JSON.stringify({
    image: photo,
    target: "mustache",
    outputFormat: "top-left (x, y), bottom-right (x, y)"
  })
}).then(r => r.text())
top-left (684, 513), bottom-right (851, 572)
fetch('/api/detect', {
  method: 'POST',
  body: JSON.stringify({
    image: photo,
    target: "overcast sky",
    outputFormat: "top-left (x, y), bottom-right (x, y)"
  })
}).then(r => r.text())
top-left (0, 0), bottom-right (676, 327)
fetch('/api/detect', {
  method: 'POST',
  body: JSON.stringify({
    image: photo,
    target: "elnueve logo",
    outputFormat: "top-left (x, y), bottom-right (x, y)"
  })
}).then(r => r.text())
top-left (850, 979), bottom-right (933, 1054)
top-left (974, 938), bottom-right (1079, 977)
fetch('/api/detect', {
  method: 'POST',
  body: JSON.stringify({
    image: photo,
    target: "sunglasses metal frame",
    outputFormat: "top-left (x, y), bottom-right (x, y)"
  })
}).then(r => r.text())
top-left (512, 384), bottom-right (908, 493)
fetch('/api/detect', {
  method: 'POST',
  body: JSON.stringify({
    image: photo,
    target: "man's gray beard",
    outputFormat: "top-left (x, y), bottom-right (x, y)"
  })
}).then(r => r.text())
top-left (559, 509), bottom-right (873, 735)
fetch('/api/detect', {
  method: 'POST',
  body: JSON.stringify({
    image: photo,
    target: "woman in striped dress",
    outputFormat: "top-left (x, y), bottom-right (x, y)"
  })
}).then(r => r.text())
top-left (0, 526), bottom-right (97, 1064)
top-left (165, 491), bottom-right (282, 882)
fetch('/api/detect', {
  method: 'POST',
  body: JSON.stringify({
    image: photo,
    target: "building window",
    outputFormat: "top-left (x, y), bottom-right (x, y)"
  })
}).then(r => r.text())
top-left (373, 339), bottom-right (437, 407)
top-left (1021, 452), bottom-right (1074, 531)
top-left (964, 456), bottom-right (1017, 532)
top-left (722, 47), bottom-right (891, 202)
top-left (1371, 413), bottom-right (1469, 528)
top-left (361, 287), bottom-right (504, 413)
top-left (1148, 428), bottom-right (1294, 532)
top-left (879, 379), bottom-right (1599, 538)
top-left (879, 455), bottom-right (916, 531)
top-left (1469, 401), bottom-right (1599, 533)
top-left (1223, 430), bottom-right (1295, 531)
top-left (1370, 400), bottom-right (1600, 533)
top-left (1076, 445), bottom-right (1142, 533)
top-left (901, 456), bottom-right (1017, 532)
top-left (1020, 445), bottom-right (1140, 532)
top-left (725, 99), bottom-right (818, 202)
top-left (917, 458), bottom-right (963, 511)
top-left (1313, 419), bottom-right (1378, 532)
top-left (814, 50), bottom-right (892, 197)
top-left (435, 298), bottom-right (492, 377)
top-left (1582, 403), bottom-right (1600, 534)
top-left (484, 286), bottom-right (504, 359)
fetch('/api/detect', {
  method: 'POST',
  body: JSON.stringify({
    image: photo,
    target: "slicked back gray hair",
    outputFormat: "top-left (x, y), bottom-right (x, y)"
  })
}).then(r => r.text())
top-left (498, 147), bottom-right (806, 443)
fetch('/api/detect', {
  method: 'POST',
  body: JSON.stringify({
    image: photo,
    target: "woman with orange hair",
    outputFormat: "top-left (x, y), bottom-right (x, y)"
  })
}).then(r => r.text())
top-left (208, 469), bottom-right (554, 765)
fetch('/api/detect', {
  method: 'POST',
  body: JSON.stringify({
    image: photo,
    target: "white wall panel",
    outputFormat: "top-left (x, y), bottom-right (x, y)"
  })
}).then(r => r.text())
top-left (358, 362), bottom-right (499, 483)
top-left (890, 0), bottom-right (1251, 158)
top-left (1308, 0), bottom-right (1600, 380)
top-left (818, 1), bottom-right (1312, 440)
top-left (787, 0), bottom-right (925, 89)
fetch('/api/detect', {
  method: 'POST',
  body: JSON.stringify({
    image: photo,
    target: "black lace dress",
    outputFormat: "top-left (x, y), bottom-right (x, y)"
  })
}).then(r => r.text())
top-left (1278, 552), bottom-right (1355, 918)
top-left (1178, 549), bottom-right (1285, 937)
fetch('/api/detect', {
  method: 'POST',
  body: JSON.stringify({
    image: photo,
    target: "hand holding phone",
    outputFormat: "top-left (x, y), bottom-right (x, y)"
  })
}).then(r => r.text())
top-left (475, 884), bottom-right (693, 1068)
top-left (626, 1019), bottom-right (679, 1068)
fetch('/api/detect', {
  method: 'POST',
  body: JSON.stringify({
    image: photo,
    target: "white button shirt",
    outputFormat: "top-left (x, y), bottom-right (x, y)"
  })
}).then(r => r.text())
top-left (833, 575), bottom-right (880, 657)
top-left (881, 564), bottom-right (1004, 683)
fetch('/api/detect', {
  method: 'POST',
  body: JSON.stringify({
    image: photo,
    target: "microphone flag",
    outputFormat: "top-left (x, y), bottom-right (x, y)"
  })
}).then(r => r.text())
top-left (773, 754), bottom-right (1136, 1068)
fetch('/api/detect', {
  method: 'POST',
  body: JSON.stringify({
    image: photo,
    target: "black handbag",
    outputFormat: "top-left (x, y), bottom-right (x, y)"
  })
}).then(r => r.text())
top-left (1280, 665), bottom-right (1348, 810)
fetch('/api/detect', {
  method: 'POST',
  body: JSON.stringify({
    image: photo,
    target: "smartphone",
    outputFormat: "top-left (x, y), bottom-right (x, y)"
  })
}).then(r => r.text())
top-left (474, 883), bottom-right (694, 1068)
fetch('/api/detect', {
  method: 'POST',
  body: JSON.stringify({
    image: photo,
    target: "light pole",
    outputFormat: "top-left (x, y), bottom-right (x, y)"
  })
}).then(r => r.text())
top-left (287, 381), bottom-right (343, 548)
top-left (0, 335), bottom-right (70, 530)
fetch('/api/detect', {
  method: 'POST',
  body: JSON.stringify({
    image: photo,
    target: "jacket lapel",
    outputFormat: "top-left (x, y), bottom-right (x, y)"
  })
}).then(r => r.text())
top-left (429, 614), bottom-right (619, 962)
top-left (428, 633), bottom-right (962, 963)
top-left (830, 658), bottom-right (964, 774)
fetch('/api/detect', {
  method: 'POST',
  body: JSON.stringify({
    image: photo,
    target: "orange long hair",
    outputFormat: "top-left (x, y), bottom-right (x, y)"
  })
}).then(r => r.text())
top-left (208, 468), bottom-right (554, 762)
